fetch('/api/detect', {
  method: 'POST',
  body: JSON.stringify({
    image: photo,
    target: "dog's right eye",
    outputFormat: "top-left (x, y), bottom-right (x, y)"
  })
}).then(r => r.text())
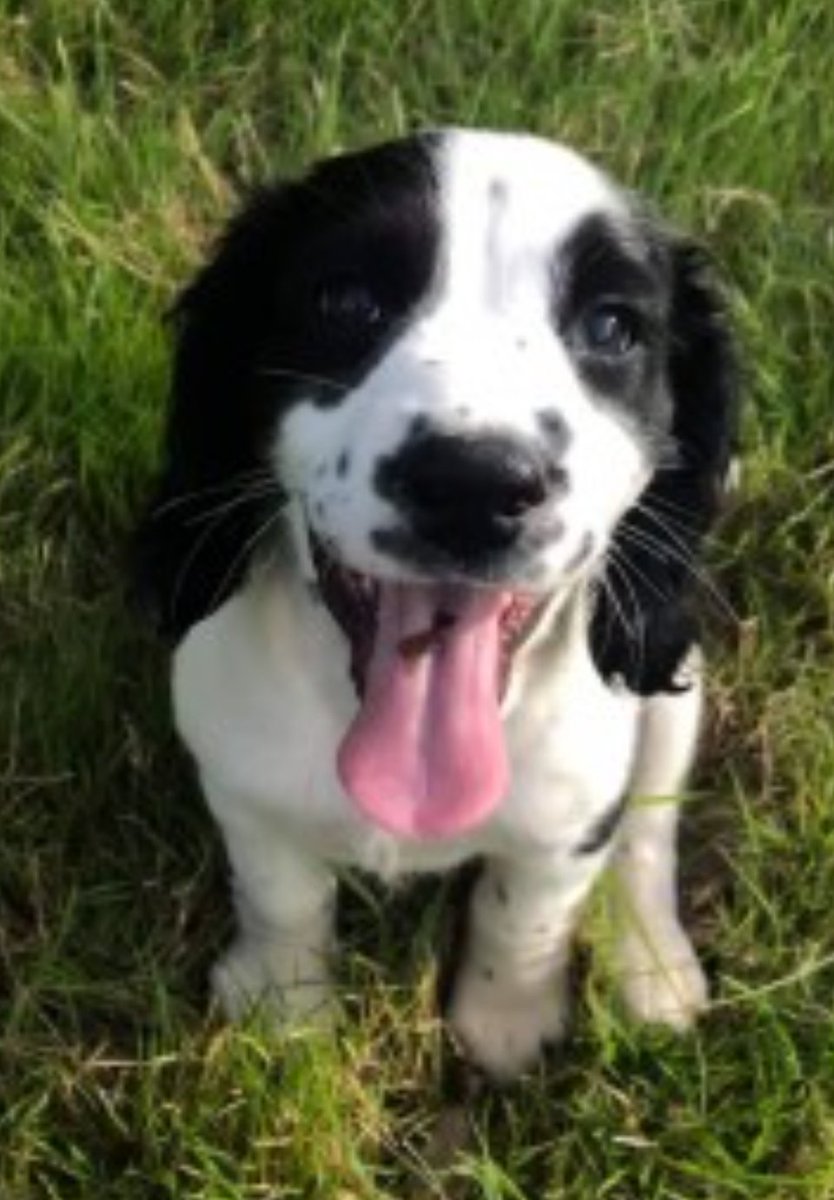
top-left (580, 302), bottom-right (642, 356)
top-left (316, 277), bottom-right (387, 333)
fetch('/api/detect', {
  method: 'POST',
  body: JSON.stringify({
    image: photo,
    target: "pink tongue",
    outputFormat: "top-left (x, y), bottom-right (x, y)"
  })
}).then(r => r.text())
top-left (337, 583), bottom-right (509, 839)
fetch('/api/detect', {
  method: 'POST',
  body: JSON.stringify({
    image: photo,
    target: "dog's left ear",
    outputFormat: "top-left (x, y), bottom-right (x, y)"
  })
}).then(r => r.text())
top-left (130, 186), bottom-right (294, 641)
top-left (591, 239), bottom-right (740, 693)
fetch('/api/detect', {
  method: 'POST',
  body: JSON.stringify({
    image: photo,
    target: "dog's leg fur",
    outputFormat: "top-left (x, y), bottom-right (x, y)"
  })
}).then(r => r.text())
top-left (207, 797), bottom-right (337, 1028)
top-left (611, 660), bottom-right (709, 1027)
top-left (447, 850), bottom-right (606, 1079)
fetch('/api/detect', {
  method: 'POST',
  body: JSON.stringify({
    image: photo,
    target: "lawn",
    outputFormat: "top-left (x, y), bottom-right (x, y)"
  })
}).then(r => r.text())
top-left (2, 1), bottom-right (834, 1196)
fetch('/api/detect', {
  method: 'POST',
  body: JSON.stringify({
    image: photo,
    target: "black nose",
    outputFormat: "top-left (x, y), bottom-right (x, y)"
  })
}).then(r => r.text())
top-left (379, 432), bottom-right (561, 558)
top-left (404, 435), bottom-right (548, 517)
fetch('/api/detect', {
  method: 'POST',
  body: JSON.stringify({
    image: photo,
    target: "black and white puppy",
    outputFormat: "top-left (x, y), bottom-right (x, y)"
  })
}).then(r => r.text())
top-left (134, 129), bottom-right (737, 1079)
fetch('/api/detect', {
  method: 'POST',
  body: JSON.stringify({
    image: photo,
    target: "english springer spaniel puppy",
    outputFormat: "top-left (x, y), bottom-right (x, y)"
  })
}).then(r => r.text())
top-left (134, 129), bottom-right (737, 1080)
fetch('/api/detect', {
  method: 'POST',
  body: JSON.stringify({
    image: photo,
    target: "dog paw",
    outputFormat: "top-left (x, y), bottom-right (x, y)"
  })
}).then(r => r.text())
top-left (211, 937), bottom-right (334, 1031)
top-left (447, 965), bottom-right (569, 1081)
top-left (615, 927), bottom-right (708, 1030)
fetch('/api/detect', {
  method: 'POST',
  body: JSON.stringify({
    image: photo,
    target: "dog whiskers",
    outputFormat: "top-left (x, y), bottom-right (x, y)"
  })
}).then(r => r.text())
top-left (152, 468), bottom-right (277, 517)
top-left (617, 515), bottom-right (737, 623)
top-left (599, 555), bottom-right (641, 656)
top-left (204, 507), bottom-right (287, 619)
top-left (184, 483), bottom-right (283, 528)
top-left (168, 487), bottom-right (281, 624)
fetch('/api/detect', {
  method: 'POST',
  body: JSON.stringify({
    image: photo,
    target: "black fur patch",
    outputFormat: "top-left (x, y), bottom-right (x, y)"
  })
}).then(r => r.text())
top-left (131, 135), bottom-right (440, 639)
top-left (554, 214), bottom-right (670, 430)
top-left (575, 794), bottom-right (629, 855)
top-left (588, 238), bottom-right (739, 695)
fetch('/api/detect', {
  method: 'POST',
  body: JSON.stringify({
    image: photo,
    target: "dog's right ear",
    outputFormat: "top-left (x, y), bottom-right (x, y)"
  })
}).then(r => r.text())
top-left (131, 187), bottom-right (292, 640)
top-left (590, 237), bottom-right (740, 693)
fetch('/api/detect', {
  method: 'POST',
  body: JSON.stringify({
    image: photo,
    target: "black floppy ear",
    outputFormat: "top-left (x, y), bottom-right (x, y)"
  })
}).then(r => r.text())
top-left (131, 187), bottom-right (291, 640)
top-left (590, 239), bottom-right (740, 693)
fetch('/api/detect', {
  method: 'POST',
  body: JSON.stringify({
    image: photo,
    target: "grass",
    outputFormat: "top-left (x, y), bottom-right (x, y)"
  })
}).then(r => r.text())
top-left (2, 0), bottom-right (834, 1195)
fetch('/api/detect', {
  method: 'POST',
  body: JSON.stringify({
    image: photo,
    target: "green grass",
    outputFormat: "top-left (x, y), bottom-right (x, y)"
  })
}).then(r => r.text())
top-left (2, 0), bottom-right (834, 1195)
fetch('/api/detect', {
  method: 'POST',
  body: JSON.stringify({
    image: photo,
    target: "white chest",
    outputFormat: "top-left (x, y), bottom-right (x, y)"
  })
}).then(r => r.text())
top-left (173, 580), bottom-right (641, 878)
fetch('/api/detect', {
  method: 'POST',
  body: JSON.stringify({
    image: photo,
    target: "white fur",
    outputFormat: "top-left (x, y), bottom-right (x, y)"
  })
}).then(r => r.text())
top-left (175, 564), bottom-right (706, 1075)
top-left (173, 131), bottom-right (708, 1078)
top-left (611, 658), bottom-right (709, 1028)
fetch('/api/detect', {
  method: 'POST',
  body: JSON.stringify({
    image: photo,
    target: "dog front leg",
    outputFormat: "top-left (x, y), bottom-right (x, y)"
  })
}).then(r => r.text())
top-left (612, 662), bottom-right (709, 1028)
top-left (207, 797), bottom-right (337, 1030)
top-left (447, 851), bottom-right (604, 1080)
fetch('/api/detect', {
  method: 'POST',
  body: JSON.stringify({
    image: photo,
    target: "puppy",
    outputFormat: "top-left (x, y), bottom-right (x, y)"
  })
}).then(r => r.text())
top-left (134, 129), bottom-right (737, 1079)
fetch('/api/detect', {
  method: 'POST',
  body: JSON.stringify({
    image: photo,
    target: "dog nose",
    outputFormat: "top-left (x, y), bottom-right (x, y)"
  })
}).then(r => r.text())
top-left (397, 434), bottom-right (551, 519)
top-left (382, 432), bottom-right (562, 558)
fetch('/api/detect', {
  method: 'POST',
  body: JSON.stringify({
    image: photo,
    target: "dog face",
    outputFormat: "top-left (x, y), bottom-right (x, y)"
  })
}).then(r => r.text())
top-left (135, 129), bottom-right (737, 698)
top-left (277, 132), bottom-right (668, 601)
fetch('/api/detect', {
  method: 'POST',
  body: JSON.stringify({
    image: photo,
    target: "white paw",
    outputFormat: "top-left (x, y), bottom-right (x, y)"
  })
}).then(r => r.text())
top-left (615, 926), bottom-right (708, 1030)
top-left (447, 964), bottom-right (569, 1081)
top-left (211, 937), bottom-right (334, 1031)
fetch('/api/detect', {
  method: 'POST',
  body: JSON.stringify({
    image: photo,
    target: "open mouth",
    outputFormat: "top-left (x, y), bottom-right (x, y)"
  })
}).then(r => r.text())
top-left (311, 534), bottom-right (545, 840)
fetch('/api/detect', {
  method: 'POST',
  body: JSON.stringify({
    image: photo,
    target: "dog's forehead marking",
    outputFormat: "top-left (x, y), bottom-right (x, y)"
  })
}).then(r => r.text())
top-left (485, 176), bottom-right (510, 308)
top-left (436, 130), bottom-right (627, 312)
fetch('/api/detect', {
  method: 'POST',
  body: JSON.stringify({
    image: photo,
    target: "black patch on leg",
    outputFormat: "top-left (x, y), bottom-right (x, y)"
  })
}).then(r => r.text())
top-left (575, 794), bottom-right (629, 855)
top-left (436, 861), bottom-right (483, 1013)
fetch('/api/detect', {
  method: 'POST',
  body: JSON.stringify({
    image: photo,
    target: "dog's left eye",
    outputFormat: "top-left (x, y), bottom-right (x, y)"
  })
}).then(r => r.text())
top-left (581, 303), bottom-right (642, 356)
top-left (316, 277), bottom-right (387, 332)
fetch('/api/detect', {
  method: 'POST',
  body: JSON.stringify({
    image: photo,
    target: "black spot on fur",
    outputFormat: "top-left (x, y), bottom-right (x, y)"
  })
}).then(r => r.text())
top-left (536, 409), bottom-right (570, 456)
top-left (489, 178), bottom-right (508, 206)
top-left (435, 861), bottom-right (483, 1014)
top-left (575, 794), bottom-right (629, 855)
top-left (336, 451), bottom-right (351, 478)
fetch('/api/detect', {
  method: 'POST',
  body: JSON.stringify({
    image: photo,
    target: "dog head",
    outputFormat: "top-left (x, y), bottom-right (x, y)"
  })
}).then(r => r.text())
top-left (134, 129), bottom-right (738, 835)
